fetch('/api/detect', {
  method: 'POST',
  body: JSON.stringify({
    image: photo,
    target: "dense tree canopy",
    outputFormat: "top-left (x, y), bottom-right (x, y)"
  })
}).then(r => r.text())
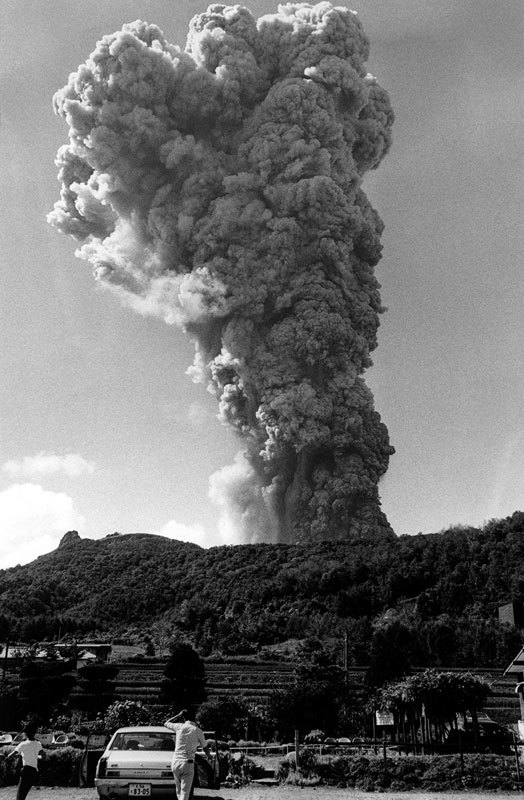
top-left (0, 513), bottom-right (523, 666)
top-left (197, 696), bottom-right (249, 740)
top-left (103, 700), bottom-right (151, 734)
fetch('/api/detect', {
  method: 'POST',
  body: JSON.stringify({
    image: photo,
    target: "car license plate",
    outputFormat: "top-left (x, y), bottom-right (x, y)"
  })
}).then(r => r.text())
top-left (129, 784), bottom-right (151, 796)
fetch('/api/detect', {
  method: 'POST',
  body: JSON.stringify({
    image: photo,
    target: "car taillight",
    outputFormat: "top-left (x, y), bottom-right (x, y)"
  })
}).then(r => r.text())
top-left (96, 757), bottom-right (107, 778)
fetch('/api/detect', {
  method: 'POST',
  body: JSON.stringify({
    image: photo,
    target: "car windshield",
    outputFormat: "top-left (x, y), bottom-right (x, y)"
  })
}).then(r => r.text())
top-left (110, 732), bottom-right (175, 752)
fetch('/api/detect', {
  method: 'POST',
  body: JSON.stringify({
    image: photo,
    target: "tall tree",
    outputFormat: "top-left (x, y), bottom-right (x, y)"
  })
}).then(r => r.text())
top-left (374, 669), bottom-right (491, 747)
top-left (72, 662), bottom-right (119, 715)
top-left (18, 659), bottom-right (77, 723)
top-left (267, 662), bottom-right (345, 741)
top-left (159, 642), bottom-right (207, 710)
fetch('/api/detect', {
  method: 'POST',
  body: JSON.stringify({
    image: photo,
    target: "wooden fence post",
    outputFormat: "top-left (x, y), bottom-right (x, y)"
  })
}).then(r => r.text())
top-left (514, 738), bottom-right (521, 783)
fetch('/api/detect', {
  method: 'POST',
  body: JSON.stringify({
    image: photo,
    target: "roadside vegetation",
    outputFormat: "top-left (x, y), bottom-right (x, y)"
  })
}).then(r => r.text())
top-left (0, 641), bottom-right (520, 793)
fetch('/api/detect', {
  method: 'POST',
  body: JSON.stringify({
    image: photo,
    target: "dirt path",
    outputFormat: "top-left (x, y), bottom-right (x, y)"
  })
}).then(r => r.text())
top-left (199, 789), bottom-right (521, 800)
top-left (0, 788), bottom-right (520, 800)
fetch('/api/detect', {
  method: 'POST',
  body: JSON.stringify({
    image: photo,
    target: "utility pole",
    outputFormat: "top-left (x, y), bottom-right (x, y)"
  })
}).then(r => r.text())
top-left (2, 636), bottom-right (9, 683)
top-left (343, 632), bottom-right (348, 684)
top-left (294, 728), bottom-right (300, 770)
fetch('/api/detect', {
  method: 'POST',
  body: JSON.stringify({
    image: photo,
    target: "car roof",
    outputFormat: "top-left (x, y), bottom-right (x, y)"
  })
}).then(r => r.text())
top-left (111, 726), bottom-right (216, 735)
top-left (112, 727), bottom-right (172, 734)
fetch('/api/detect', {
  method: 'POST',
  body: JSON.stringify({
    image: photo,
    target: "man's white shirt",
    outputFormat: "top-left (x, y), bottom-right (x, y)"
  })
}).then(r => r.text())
top-left (15, 740), bottom-right (42, 769)
top-left (164, 721), bottom-right (206, 761)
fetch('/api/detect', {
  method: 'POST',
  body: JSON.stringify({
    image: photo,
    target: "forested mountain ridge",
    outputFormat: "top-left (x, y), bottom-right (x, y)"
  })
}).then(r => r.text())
top-left (2, 512), bottom-right (524, 668)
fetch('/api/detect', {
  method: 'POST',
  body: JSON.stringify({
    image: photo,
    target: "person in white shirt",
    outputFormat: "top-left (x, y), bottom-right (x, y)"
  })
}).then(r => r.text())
top-left (8, 723), bottom-right (44, 800)
top-left (164, 708), bottom-right (210, 800)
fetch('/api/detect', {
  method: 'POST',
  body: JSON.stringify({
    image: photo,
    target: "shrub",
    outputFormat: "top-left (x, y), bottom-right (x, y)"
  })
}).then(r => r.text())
top-left (0, 749), bottom-right (21, 786)
top-left (68, 739), bottom-right (87, 749)
top-left (103, 700), bottom-right (151, 733)
top-left (222, 752), bottom-right (261, 786)
top-left (0, 747), bottom-right (84, 787)
top-left (304, 729), bottom-right (326, 743)
top-left (39, 746), bottom-right (83, 786)
top-left (197, 697), bottom-right (249, 739)
top-left (276, 752), bottom-right (521, 792)
top-left (296, 747), bottom-right (320, 777)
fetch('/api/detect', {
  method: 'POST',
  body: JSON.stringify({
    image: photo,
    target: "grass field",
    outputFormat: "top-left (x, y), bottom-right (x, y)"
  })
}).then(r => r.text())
top-left (0, 788), bottom-right (521, 800)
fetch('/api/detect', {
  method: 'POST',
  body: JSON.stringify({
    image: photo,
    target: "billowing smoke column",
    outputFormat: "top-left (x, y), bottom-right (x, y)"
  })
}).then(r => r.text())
top-left (48, 3), bottom-right (395, 544)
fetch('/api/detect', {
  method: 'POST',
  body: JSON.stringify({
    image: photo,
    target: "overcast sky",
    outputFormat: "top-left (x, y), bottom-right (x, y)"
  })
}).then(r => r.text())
top-left (0, 0), bottom-right (522, 568)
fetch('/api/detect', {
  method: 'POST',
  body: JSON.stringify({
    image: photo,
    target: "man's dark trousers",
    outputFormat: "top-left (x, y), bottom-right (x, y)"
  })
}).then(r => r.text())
top-left (16, 765), bottom-right (38, 800)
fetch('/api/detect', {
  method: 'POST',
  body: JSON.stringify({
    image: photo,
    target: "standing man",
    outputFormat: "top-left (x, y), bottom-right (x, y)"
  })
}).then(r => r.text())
top-left (8, 723), bottom-right (44, 800)
top-left (164, 708), bottom-right (210, 800)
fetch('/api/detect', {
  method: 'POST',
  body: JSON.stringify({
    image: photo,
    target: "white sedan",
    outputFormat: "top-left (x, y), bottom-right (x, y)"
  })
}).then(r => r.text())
top-left (95, 726), bottom-right (221, 798)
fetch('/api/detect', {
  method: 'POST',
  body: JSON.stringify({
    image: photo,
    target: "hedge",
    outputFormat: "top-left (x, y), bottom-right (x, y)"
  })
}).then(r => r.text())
top-left (0, 746), bottom-right (249, 789)
top-left (278, 752), bottom-right (522, 792)
top-left (1, 747), bottom-right (521, 792)
top-left (0, 747), bottom-right (83, 787)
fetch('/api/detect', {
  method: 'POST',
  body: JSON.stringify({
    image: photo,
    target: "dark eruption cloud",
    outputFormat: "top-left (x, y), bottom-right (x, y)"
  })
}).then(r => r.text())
top-left (48, 3), bottom-right (395, 545)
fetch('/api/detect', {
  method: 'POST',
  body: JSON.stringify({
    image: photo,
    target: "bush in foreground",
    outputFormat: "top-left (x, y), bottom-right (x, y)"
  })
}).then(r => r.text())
top-left (0, 747), bottom-right (83, 787)
top-left (277, 751), bottom-right (521, 792)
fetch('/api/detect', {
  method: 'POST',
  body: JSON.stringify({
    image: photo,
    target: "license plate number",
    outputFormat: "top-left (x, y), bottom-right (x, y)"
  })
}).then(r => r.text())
top-left (129, 785), bottom-right (151, 796)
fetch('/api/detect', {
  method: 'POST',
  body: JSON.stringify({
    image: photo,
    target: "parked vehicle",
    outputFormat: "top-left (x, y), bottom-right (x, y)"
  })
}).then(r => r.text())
top-left (95, 726), bottom-right (221, 798)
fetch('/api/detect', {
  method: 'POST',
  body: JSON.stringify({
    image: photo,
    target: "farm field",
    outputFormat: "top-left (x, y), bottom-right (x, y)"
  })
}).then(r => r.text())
top-left (0, 788), bottom-right (521, 800)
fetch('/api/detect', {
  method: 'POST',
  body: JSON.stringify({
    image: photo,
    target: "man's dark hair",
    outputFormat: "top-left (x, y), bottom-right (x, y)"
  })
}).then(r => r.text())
top-left (23, 723), bottom-right (37, 740)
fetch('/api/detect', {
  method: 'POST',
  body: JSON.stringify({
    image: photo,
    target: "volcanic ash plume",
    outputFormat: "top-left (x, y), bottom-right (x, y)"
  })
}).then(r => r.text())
top-left (48, 3), bottom-right (395, 544)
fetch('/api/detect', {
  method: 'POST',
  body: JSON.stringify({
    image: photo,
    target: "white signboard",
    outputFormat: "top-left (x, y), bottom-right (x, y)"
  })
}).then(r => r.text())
top-left (375, 711), bottom-right (394, 726)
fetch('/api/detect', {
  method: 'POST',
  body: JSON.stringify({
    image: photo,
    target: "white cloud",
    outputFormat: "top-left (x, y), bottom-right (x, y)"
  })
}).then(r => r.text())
top-left (156, 519), bottom-right (223, 548)
top-left (2, 452), bottom-right (95, 479)
top-left (208, 452), bottom-right (277, 544)
top-left (0, 483), bottom-right (85, 568)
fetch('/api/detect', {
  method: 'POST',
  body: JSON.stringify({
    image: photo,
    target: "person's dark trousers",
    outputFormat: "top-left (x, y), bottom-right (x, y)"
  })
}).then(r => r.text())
top-left (16, 765), bottom-right (38, 800)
